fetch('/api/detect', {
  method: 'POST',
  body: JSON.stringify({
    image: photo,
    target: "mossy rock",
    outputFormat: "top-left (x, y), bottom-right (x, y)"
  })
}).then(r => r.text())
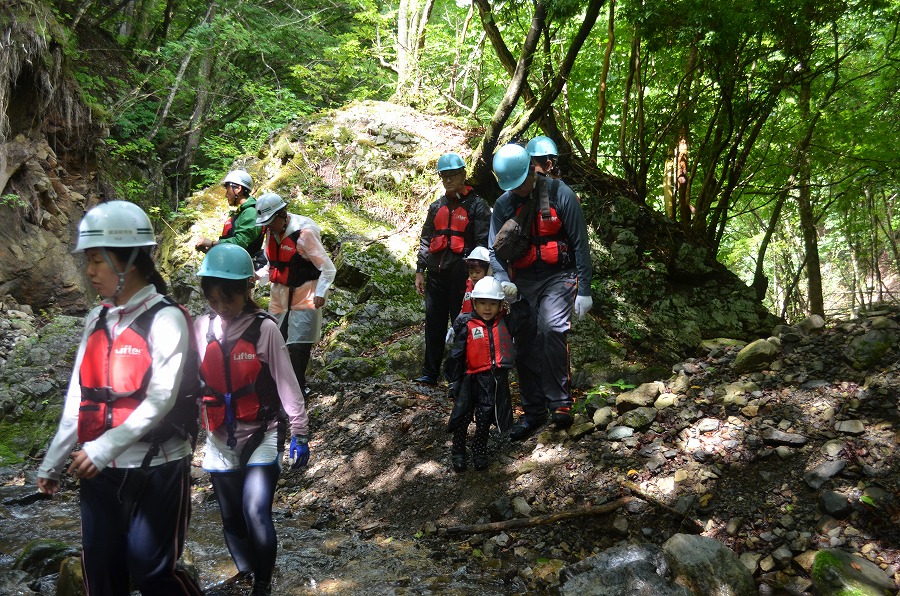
top-left (14, 539), bottom-right (81, 578)
top-left (811, 549), bottom-right (896, 596)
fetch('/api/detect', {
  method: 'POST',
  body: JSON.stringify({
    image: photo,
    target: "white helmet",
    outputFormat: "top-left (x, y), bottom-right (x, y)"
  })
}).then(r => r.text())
top-left (466, 246), bottom-right (491, 263)
top-left (255, 192), bottom-right (288, 226)
top-left (471, 276), bottom-right (505, 301)
top-left (223, 169), bottom-right (253, 192)
top-left (75, 201), bottom-right (156, 252)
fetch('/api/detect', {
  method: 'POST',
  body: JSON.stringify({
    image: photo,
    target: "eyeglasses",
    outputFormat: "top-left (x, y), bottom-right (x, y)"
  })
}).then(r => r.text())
top-left (224, 182), bottom-right (243, 190)
top-left (439, 171), bottom-right (463, 181)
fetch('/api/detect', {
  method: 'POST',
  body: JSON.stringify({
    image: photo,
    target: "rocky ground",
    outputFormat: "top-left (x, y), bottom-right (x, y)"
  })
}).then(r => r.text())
top-left (3, 299), bottom-right (900, 594)
top-left (199, 306), bottom-right (900, 594)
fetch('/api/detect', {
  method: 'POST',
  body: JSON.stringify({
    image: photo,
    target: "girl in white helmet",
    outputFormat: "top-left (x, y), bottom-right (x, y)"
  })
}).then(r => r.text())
top-left (460, 245), bottom-right (492, 315)
top-left (37, 201), bottom-right (202, 596)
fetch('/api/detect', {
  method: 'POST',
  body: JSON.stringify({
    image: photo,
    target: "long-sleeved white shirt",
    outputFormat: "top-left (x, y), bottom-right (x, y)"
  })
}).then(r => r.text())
top-left (38, 286), bottom-right (193, 480)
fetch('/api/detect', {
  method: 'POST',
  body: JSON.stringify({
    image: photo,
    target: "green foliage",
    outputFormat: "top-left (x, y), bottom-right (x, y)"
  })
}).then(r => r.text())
top-left (1, 193), bottom-right (27, 209)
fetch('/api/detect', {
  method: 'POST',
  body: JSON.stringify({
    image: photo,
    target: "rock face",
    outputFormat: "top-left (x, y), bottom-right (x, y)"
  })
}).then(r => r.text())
top-left (0, 5), bottom-right (108, 314)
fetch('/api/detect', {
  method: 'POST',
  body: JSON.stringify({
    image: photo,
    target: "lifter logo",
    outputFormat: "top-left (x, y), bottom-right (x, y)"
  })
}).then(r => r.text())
top-left (114, 345), bottom-right (142, 356)
top-left (233, 352), bottom-right (257, 361)
top-left (471, 328), bottom-right (484, 340)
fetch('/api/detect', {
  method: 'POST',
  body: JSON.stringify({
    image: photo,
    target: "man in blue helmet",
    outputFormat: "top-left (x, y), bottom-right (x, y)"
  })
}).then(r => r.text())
top-left (489, 143), bottom-right (593, 439)
top-left (414, 153), bottom-right (491, 385)
top-left (526, 135), bottom-right (562, 179)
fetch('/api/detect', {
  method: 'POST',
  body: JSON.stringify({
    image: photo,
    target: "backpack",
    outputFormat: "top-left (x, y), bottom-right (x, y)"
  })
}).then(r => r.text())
top-left (493, 175), bottom-right (557, 262)
top-left (138, 296), bottom-right (201, 467)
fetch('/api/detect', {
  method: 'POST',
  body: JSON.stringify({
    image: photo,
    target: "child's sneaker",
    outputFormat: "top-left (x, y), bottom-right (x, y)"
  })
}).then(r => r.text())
top-left (451, 450), bottom-right (467, 473)
top-left (552, 406), bottom-right (574, 428)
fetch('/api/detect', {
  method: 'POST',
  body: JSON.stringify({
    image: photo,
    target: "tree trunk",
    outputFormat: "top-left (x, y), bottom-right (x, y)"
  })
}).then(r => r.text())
top-left (590, 0), bottom-right (615, 163)
top-left (797, 74), bottom-right (824, 317)
top-left (174, 2), bottom-right (216, 202)
top-left (469, 2), bottom-right (546, 189)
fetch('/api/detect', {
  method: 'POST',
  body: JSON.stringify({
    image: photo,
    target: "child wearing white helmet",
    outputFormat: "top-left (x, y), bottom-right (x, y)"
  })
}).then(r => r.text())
top-left (444, 276), bottom-right (534, 472)
top-left (37, 201), bottom-right (202, 595)
top-left (460, 245), bottom-right (492, 315)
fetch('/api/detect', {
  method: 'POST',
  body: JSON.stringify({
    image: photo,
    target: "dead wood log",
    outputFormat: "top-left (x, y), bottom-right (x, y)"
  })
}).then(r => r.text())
top-left (438, 496), bottom-right (633, 537)
top-left (620, 480), bottom-right (704, 532)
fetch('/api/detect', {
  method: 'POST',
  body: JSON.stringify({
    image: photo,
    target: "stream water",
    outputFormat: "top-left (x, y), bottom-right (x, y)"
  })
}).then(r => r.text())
top-left (0, 480), bottom-right (513, 595)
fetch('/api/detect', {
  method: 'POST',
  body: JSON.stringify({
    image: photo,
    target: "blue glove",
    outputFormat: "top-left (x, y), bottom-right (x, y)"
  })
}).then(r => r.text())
top-left (289, 435), bottom-right (310, 469)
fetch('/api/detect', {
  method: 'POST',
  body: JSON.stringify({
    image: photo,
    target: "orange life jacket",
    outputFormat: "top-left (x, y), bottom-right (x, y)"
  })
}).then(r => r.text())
top-left (465, 314), bottom-right (515, 374)
top-left (265, 230), bottom-right (320, 287)
top-left (199, 313), bottom-right (280, 448)
top-left (78, 298), bottom-right (200, 446)
top-left (429, 200), bottom-right (471, 255)
top-left (460, 278), bottom-right (475, 314)
top-left (511, 178), bottom-right (572, 270)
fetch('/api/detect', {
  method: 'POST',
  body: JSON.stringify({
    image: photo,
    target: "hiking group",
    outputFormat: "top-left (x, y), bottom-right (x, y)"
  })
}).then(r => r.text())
top-left (416, 137), bottom-right (593, 472)
top-left (33, 134), bottom-right (593, 595)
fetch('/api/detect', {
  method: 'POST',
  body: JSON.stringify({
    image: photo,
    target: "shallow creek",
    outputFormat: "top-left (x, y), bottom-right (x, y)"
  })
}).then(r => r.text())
top-left (0, 480), bottom-right (511, 595)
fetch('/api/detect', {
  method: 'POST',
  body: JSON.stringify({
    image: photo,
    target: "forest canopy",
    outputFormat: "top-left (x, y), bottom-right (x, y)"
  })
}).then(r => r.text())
top-left (8, 0), bottom-right (900, 322)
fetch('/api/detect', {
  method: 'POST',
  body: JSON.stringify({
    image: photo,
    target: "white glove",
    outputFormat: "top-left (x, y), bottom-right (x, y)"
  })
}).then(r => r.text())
top-left (574, 295), bottom-right (593, 320)
top-left (445, 326), bottom-right (454, 343)
top-left (501, 282), bottom-right (518, 299)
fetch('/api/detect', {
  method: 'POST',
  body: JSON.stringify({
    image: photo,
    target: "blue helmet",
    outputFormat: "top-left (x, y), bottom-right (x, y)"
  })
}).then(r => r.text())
top-left (526, 135), bottom-right (558, 158)
top-left (198, 244), bottom-right (255, 279)
top-left (492, 144), bottom-right (531, 191)
top-left (437, 152), bottom-right (466, 172)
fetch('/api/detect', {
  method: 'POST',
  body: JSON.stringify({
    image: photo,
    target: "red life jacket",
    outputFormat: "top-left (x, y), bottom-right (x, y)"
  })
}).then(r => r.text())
top-left (465, 314), bottom-right (515, 374)
top-left (265, 229), bottom-right (320, 287)
top-left (511, 178), bottom-right (571, 270)
top-left (460, 278), bottom-right (475, 314)
top-left (199, 313), bottom-right (280, 447)
top-left (429, 196), bottom-right (472, 255)
top-left (78, 297), bottom-right (200, 446)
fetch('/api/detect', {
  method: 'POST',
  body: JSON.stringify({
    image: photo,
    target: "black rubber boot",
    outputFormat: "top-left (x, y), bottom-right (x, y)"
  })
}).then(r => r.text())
top-left (472, 417), bottom-right (490, 470)
top-left (451, 450), bottom-right (467, 472)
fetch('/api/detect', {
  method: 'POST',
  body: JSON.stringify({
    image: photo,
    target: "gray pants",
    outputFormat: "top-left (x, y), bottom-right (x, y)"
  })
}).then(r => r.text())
top-left (514, 269), bottom-right (577, 421)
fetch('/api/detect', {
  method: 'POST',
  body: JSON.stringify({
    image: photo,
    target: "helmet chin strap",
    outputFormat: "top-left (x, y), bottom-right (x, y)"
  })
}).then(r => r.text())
top-left (100, 247), bottom-right (139, 299)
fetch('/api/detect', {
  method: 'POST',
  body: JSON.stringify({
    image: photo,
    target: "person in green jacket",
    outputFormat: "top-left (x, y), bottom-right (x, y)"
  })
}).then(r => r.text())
top-left (195, 169), bottom-right (264, 261)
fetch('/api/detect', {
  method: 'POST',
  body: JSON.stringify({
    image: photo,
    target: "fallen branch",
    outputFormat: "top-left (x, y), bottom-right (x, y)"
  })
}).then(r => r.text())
top-left (620, 480), bottom-right (704, 531)
top-left (438, 496), bottom-right (633, 537)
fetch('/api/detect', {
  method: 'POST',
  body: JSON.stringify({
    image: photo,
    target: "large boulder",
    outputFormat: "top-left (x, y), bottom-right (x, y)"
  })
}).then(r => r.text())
top-left (559, 543), bottom-right (692, 596)
top-left (811, 548), bottom-right (896, 595)
top-left (662, 533), bottom-right (756, 596)
top-left (732, 339), bottom-right (779, 374)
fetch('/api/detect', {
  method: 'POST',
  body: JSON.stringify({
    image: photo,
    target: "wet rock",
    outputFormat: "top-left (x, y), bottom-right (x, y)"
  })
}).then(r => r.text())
top-left (13, 538), bottom-right (80, 578)
top-left (662, 533), bottom-right (756, 596)
top-left (559, 543), bottom-right (692, 596)
top-left (811, 548), bottom-right (897, 596)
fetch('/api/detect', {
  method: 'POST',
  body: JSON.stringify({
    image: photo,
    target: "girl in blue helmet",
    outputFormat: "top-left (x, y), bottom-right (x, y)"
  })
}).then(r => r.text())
top-left (196, 243), bottom-right (312, 596)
